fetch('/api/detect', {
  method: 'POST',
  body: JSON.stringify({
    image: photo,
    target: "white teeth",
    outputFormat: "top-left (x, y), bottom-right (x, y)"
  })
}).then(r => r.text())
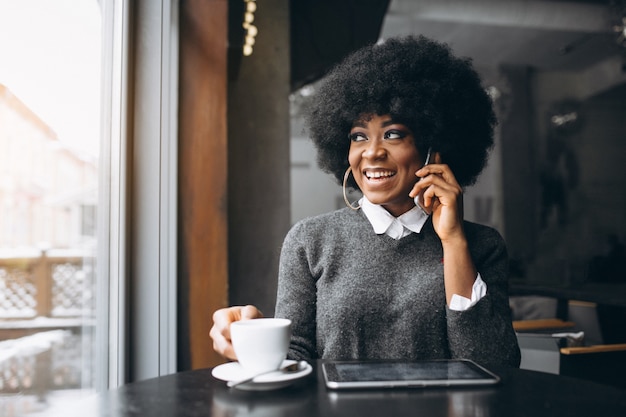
top-left (365, 171), bottom-right (395, 179)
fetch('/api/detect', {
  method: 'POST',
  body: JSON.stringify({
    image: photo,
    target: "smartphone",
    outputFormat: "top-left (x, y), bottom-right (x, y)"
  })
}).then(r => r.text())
top-left (414, 147), bottom-right (432, 215)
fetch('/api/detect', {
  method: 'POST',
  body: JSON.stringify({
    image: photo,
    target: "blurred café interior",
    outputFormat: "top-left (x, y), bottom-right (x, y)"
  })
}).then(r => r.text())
top-left (0, 0), bottom-right (625, 413)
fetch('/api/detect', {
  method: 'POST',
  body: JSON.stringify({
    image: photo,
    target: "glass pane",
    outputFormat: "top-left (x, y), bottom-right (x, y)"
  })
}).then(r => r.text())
top-left (0, 0), bottom-right (102, 415)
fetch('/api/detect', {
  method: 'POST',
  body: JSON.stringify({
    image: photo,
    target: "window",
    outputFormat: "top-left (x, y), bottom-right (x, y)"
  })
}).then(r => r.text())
top-left (81, 204), bottom-right (97, 238)
top-left (1, 1), bottom-right (179, 412)
top-left (0, 1), bottom-right (103, 414)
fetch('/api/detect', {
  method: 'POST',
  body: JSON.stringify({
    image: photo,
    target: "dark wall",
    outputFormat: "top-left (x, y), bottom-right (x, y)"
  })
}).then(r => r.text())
top-left (508, 81), bottom-right (626, 285)
top-left (499, 66), bottom-right (538, 265)
top-left (228, 0), bottom-right (291, 316)
top-left (290, 0), bottom-right (390, 91)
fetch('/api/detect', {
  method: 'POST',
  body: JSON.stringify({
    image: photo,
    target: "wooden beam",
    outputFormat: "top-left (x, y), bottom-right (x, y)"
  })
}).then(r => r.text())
top-left (178, 0), bottom-right (228, 370)
top-left (512, 318), bottom-right (575, 332)
top-left (561, 344), bottom-right (626, 355)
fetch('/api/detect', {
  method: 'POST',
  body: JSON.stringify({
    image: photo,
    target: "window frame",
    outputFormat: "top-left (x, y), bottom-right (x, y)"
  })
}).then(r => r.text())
top-left (98, 0), bottom-right (178, 389)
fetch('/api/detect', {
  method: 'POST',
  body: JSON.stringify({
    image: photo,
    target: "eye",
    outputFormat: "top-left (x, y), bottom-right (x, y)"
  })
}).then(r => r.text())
top-left (384, 129), bottom-right (406, 140)
top-left (349, 132), bottom-right (368, 142)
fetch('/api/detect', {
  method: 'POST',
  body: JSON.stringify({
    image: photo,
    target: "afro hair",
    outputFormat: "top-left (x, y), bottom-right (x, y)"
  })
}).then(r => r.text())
top-left (305, 35), bottom-right (497, 189)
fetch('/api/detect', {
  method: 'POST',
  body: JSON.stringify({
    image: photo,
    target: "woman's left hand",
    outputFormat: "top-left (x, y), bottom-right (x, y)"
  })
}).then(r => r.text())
top-left (410, 156), bottom-right (477, 303)
top-left (409, 161), bottom-right (465, 243)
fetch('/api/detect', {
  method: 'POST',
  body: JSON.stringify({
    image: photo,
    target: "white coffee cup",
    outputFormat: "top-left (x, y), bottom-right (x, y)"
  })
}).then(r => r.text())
top-left (230, 318), bottom-right (292, 374)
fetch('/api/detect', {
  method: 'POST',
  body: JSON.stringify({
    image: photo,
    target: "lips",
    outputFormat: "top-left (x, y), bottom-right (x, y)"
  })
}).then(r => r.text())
top-left (364, 169), bottom-right (396, 180)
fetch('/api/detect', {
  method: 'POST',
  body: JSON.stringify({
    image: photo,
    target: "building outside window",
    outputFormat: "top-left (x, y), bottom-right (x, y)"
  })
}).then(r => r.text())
top-left (0, 1), bottom-right (102, 414)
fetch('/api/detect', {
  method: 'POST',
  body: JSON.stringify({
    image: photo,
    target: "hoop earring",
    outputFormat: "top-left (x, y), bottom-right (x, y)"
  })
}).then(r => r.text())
top-left (343, 167), bottom-right (362, 210)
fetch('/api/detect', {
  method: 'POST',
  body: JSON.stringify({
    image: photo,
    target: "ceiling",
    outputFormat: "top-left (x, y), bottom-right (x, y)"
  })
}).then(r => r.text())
top-left (380, 0), bottom-right (626, 73)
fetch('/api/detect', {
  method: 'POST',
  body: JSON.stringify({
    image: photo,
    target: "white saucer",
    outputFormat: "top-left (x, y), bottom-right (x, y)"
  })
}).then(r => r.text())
top-left (212, 360), bottom-right (312, 391)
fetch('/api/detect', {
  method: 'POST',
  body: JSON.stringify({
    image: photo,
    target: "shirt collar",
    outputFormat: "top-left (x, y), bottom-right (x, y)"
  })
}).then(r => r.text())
top-left (360, 196), bottom-right (430, 237)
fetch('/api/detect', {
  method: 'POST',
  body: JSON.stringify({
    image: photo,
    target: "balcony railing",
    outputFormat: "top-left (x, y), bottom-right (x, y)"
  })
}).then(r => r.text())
top-left (0, 250), bottom-right (95, 320)
top-left (0, 250), bottom-right (95, 397)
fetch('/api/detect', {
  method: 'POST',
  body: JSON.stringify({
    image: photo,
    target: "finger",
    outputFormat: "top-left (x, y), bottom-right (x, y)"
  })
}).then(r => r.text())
top-left (210, 305), bottom-right (263, 358)
top-left (211, 306), bottom-right (245, 353)
top-left (419, 194), bottom-right (439, 214)
top-left (240, 304), bottom-right (264, 320)
top-left (213, 308), bottom-right (236, 340)
top-left (423, 190), bottom-right (440, 209)
top-left (213, 337), bottom-right (237, 361)
top-left (409, 174), bottom-right (431, 198)
top-left (223, 346), bottom-right (237, 361)
top-left (422, 182), bottom-right (461, 210)
top-left (210, 322), bottom-right (237, 360)
top-left (410, 165), bottom-right (451, 199)
top-left (416, 164), bottom-right (460, 187)
top-left (217, 334), bottom-right (237, 361)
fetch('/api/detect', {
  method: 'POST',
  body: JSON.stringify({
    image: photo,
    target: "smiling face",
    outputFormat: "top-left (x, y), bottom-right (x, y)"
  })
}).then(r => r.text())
top-left (348, 114), bottom-right (425, 217)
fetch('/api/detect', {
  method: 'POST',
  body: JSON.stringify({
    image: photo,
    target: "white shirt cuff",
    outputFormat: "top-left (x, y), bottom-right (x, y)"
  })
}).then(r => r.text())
top-left (448, 274), bottom-right (487, 311)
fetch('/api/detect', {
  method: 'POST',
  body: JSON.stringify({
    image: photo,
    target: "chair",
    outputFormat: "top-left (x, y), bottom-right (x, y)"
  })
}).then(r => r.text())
top-left (559, 344), bottom-right (626, 389)
top-left (513, 318), bottom-right (575, 333)
top-left (513, 302), bottom-right (626, 389)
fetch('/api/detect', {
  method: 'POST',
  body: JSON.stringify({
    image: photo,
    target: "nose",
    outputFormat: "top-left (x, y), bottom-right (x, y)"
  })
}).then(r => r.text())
top-left (362, 139), bottom-right (386, 160)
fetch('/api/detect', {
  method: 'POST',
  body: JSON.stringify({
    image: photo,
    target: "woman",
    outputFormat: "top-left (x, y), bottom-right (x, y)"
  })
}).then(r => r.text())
top-left (210, 35), bottom-right (521, 368)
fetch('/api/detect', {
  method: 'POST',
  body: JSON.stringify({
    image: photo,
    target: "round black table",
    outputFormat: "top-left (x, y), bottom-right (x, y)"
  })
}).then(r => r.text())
top-left (88, 361), bottom-right (626, 417)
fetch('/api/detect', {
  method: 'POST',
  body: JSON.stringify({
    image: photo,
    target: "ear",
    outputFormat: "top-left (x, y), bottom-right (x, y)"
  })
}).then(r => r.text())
top-left (432, 151), bottom-right (443, 164)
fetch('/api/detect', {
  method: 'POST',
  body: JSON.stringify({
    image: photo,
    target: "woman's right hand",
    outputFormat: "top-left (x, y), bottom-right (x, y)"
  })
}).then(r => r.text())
top-left (209, 305), bottom-right (263, 360)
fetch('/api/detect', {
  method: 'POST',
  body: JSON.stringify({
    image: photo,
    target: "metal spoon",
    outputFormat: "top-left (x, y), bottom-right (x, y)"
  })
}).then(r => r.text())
top-left (227, 360), bottom-right (308, 388)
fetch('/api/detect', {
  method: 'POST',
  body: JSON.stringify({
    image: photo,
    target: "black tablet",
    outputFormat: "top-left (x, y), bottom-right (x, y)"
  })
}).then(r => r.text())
top-left (322, 359), bottom-right (500, 389)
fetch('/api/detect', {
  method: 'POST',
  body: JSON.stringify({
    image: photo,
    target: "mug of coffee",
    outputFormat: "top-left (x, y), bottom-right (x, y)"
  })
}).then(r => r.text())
top-left (230, 318), bottom-right (292, 374)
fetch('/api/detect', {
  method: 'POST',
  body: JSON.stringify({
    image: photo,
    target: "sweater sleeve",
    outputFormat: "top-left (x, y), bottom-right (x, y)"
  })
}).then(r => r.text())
top-left (445, 224), bottom-right (521, 368)
top-left (274, 221), bottom-right (318, 361)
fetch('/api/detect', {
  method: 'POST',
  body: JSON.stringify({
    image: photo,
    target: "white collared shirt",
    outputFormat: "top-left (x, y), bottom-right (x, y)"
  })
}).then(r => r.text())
top-left (359, 197), bottom-right (486, 311)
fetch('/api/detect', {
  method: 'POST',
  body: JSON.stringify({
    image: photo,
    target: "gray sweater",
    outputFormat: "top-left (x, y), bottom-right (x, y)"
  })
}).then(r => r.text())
top-left (275, 208), bottom-right (521, 369)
